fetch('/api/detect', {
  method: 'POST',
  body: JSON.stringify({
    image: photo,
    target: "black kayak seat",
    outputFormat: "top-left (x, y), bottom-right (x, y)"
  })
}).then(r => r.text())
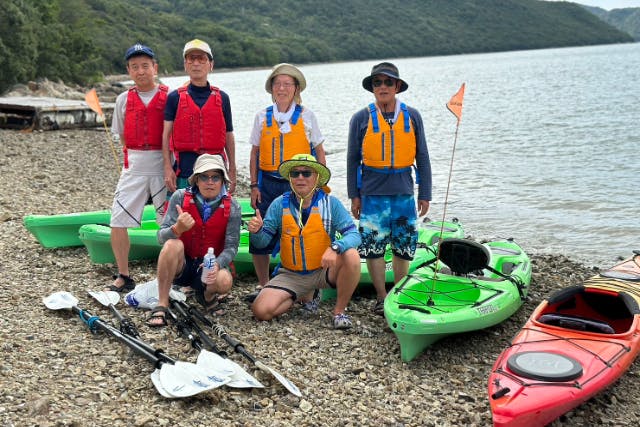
top-left (438, 238), bottom-right (490, 275)
top-left (538, 313), bottom-right (615, 334)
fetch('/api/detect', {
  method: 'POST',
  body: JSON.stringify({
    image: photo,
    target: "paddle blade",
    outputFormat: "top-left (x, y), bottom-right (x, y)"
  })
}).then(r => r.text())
top-left (159, 361), bottom-right (229, 398)
top-left (88, 290), bottom-right (120, 306)
top-left (255, 361), bottom-right (301, 397)
top-left (197, 351), bottom-right (264, 389)
top-left (150, 369), bottom-right (177, 398)
top-left (85, 89), bottom-right (103, 116)
top-left (43, 291), bottom-right (78, 310)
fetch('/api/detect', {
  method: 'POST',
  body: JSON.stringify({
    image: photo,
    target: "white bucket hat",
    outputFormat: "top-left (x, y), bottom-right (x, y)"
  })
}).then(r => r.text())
top-left (188, 154), bottom-right (229, 185)
top-left (265, 63), bottom-right (306, 104)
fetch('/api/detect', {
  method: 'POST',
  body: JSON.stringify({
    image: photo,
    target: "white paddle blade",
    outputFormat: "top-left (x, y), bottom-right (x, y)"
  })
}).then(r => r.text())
top-left (88, 290), bottom-right (120, 306)
top-left (255, 361), bottom-right (302, 397)
top-left (43, 291), bottom-right (79, 310)
top-left (150, 369), bottom-right (178, 398)
top-left (159, 361), bottom-right (229, 398)
top-left (196, 350), bottom-right (263, 388)
top-left (196, 349), bottom-right (236, 377)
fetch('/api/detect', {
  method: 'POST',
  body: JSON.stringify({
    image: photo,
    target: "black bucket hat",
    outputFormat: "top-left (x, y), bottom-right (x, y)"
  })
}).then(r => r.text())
top-left (362, 62), bottom-right (408, 93)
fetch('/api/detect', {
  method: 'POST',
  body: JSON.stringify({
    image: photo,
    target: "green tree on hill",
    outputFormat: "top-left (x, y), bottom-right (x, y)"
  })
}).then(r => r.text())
top-left (0, 0), bottom-right (634, 94)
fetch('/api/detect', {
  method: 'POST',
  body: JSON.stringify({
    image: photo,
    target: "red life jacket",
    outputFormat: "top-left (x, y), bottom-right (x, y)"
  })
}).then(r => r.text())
top-left (122, 84), bottom-right (168, 168)
top-left (179, 190), bottom-right (231, 259)
top-left (171, 86), bottom-right (227, 173)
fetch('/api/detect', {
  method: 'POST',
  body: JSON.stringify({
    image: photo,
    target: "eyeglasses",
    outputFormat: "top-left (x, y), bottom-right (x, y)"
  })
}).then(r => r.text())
top-left (372, 78), bottom-right (396, 88)
top-left (272, 82), bottom-right (296, 89)
top-left (289, 170), bottom-right (314, 178)
top-left (186, 53), bottom-right (209, 64)
top-left (198, 174), bottom-right (222, 183)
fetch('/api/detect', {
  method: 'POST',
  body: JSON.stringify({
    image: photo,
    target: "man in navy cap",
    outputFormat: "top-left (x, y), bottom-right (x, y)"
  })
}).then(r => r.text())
top-left (346, 62), bottom-right (432, 316)
top-left (106, 43), bottom-right (169, 292)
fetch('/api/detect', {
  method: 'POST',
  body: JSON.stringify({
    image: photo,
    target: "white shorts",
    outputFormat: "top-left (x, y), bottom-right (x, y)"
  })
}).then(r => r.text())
top-left (110, 172), bottom-right (166, 228)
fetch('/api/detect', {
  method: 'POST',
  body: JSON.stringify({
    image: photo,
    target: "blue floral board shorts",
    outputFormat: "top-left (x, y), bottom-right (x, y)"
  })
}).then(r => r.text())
top-left (358, 194), bottom-right (417, 260)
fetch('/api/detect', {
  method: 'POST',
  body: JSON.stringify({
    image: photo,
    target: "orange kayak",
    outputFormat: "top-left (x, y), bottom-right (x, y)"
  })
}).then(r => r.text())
top-left (487, 251), bottom-right (640, 427)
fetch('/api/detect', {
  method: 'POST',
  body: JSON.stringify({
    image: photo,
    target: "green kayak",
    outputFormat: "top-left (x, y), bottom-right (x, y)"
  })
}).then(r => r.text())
top-left (23, 205), bottom-right (158, 248)
top-left (79, 217), bottom-right (464, 287)
top-left (23, 198), bottom-right (254, 249)
top-left (384, 238), bottom-right (532, 362)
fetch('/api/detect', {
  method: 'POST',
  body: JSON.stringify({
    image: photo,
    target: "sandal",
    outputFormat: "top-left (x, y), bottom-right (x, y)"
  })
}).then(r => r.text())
top-left (373, 299), bottom-right (385, 316)
top-left (146, 306), bottom-right (168, 327)
top-left (106, 273), bottom-right (135, 293)
top-left (216, 293), bottom-right (231, 304)
top-left (195, 288), bottom-right (225, 316)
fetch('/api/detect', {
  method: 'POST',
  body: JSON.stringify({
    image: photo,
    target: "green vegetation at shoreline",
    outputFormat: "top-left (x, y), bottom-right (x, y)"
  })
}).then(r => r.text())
top-left (0, 0), bottom-right (634, 94)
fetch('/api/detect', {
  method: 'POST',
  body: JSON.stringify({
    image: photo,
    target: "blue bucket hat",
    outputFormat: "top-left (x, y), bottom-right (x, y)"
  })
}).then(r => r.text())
top-left (125, 43), bottom-right (155, 61)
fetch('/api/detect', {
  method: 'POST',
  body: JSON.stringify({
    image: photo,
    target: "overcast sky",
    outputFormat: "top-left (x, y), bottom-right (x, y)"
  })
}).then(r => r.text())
top-left (544, 0), bottom-right (640, 9)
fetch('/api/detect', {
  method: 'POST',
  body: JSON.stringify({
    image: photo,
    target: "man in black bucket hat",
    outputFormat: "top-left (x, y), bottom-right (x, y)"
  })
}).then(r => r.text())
top-left (361, 62), bottom-right (409, 93)
top-left (347, 62), bottom-right (432, 317)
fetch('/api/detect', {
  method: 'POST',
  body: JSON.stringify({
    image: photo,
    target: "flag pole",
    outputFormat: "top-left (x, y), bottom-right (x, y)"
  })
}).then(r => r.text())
top-left (428, 83), bottom-right (465, 303)
top-left (85, 89), bottom-right (120, 174)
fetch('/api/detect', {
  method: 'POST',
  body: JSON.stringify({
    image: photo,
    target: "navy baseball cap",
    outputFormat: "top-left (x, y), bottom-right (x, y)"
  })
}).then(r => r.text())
top-left (125, 43), bottom-right (155, 61)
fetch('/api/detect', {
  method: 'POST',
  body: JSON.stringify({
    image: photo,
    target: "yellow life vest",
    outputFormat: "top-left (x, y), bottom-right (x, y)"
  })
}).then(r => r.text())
top-left (259, 105), bottom-right (312, 173)
top-left (362, 103), bottom-right (416, 170)
top-left (279, 193), bottom-right (331, 272)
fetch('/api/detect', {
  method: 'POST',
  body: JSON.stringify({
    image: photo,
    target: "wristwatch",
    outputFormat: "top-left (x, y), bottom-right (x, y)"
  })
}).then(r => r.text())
top-left (330, 242), bottom-right (340, 254)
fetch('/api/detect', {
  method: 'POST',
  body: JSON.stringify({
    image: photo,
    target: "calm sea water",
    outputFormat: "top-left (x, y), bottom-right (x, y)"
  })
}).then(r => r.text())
top-left (163, 43), bottom-right (640, 266)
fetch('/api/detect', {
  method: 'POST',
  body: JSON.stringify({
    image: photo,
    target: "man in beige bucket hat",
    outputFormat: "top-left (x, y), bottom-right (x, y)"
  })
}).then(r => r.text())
top-left (148, 154), bottom-right (241, 327)
top-left (248, 63), bottom-right (327, 291)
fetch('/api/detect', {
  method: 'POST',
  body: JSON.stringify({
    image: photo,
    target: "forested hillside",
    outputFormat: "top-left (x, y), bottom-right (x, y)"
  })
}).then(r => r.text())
top-left (585, 6), bottom-right (640, 40)
top-left (0, 0), bottom-right (633, 93)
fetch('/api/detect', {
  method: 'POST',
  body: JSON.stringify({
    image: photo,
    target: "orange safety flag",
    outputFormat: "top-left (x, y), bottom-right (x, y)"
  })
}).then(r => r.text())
top-left (85, 88), bottom-right (103, 117)
top-left (446, 83), bottom-right (465, 123)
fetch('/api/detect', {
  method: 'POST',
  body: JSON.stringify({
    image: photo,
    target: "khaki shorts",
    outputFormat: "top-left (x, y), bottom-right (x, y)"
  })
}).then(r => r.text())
top-left (110, 173), bottom-right (166, 227)
top-left (266, 267), bottom-right (336, 300)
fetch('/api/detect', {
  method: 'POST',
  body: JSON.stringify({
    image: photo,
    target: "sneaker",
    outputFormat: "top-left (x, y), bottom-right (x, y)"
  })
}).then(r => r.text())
top-left (373, 299), bottom-right (385, 316)
top-left (301, 289), bottom-right (321, 313)
top-left (333, 313), bottom-right (353, 330)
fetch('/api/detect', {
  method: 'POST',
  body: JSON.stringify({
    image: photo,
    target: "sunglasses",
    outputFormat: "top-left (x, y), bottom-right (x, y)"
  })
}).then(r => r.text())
top-left (186, 53), bottom-right (209, 63)
top-left (198, 174), bottom-right (222, 183)
top-left (372, 78), bottom-right (396, 88)
top-left (289, 170), bottom-right (314, 178)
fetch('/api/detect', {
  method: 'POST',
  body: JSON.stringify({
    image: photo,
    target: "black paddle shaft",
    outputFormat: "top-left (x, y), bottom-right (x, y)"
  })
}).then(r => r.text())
top-left (107, 304), bottom-right (140, 338)
top-left (176, 300), bottom-right (257, 365)
top-left (170, 300), bottom-right (227, 357)
top-left (72, 305), bottom-right (173, 368)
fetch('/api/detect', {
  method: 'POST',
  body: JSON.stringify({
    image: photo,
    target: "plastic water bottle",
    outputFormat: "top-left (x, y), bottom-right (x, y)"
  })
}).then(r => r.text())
top-left (201, 247), bottom-right (216, 282)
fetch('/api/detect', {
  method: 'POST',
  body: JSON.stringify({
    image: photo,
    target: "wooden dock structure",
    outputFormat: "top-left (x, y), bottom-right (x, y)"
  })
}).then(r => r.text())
top-left (0, 96), bottom-right (114, 131)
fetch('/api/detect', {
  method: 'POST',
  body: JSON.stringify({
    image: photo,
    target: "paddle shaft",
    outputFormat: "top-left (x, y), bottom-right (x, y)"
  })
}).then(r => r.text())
top-left (175, 300), bottom-right (257, 365)
top-left (108, 304), bottom-right (141, 338)
top-left (170, 300), bottom-right (227, 357)
top-left (73, 305), bottom-right (175, 368)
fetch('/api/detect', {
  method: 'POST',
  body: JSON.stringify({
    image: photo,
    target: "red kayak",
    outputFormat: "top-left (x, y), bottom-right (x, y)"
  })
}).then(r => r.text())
top-left (487, 251), bottom-right (640, 427)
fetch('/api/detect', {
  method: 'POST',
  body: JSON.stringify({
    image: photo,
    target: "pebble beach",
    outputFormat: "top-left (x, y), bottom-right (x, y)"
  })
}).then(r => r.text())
top-left (1, 84), bottom-right (639, 426)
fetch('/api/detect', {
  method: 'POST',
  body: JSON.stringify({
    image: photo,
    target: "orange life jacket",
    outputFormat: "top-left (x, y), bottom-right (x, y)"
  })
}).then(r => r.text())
top-left (279, 192), bottom-right (331, 272)
top-left (258, 105), bottom-right (312, 173)
top-left (122, 84), bottom-right (168, 168)
top-left (362, 102), bottom-right (415, 170)
top-left (179, 189), bottom-right (230, 259)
